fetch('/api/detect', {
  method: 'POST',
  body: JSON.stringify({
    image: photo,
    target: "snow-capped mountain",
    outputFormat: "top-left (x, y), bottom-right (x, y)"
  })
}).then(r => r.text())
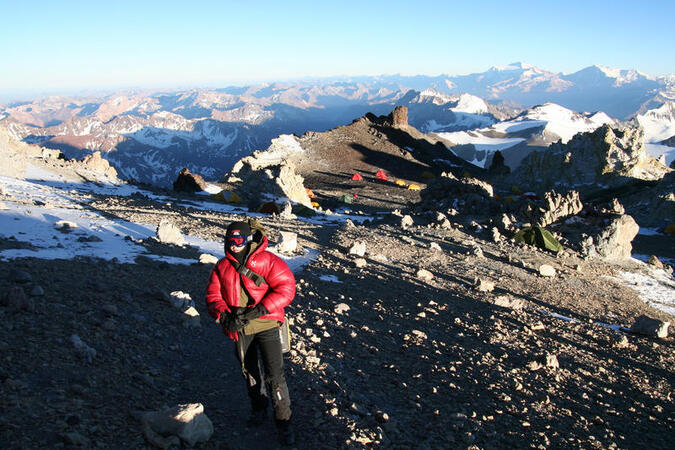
top-left (2, 63), bottom-right (674, 185)
top-left (442, 63), bottom-right (668, 119)
top-left (435, 103), bottom-right (617, 170)
top-left (637, 100), bottom-right (675, 165)
top-left (398, 90), bottom-right (499, 133)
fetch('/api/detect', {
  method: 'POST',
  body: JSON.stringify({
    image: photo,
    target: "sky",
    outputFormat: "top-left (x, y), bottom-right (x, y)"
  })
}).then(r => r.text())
top-left (1, 0), bottom-right (674, 100)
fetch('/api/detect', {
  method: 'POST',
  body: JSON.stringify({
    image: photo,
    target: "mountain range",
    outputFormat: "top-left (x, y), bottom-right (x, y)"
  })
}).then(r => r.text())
top-left (1, 63), bottom-right (674, 186)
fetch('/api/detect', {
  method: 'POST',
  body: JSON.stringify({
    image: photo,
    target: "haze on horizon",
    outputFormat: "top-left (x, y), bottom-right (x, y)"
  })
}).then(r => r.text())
top-left (1, 0), bottom-right (674, 103)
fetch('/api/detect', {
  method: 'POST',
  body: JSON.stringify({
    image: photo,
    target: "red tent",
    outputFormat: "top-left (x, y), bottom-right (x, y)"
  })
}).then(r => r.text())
top-left (375, 169), bottom-right (388, 181)
top-left (351, 173), bottom-right (363, 181)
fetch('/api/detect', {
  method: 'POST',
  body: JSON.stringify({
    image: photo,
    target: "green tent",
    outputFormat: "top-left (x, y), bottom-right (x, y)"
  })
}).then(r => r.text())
top-left (291, 204), bottom-right (317, 217)
top-left (513, 226), bottom-right (562, 253)
top-left (337, 194), bottom-right (352, 204)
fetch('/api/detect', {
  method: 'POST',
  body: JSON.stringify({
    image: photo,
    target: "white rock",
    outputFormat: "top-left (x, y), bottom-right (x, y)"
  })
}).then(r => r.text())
top-left (156, 220), bottom-right (185, 246)
top-left (354, 258), bottom-right (367, 268)
top-left (469, 244), bottom-right (483, 258)
top-left (493, 295), bottom-right (525, 311)
top-left (199, 254), bottom-right (219, 265)
top-left (538, 264), bottom-right (556, 277)
top-left (276, 231), bottom-right (298, 254)
top-left (371, 254), bottom-right (389, 263)
top-left (411, 329), bottom-right (428, 339)
top-left (140, 403), bottom-right (213, 447)
top-left (280, 201), bottom-right (296, 219)
top-left (335, 303), bottom-right (350, 315)
top-left (416, 269), bottom-right (434, 281)
top-left (545, 353), bottom-right (559, 369)
top-left (429, 242), bottom-right (442, 251)
top-left (349, 241), bottom-right (367, 257)
top-left (475, 278), bottom-right (495, 292)
top-left (169, 291), bottom-right (194, 310)
top-left (401, 215), bottom-right (414, 228)
top-left (183, 307), bottom-right (201, 328)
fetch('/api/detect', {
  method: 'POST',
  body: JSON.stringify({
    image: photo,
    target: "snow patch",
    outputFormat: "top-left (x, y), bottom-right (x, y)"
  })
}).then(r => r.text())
top-left (319, 274), bottom-right (342, 283)
top-left (611, 264), bottom-right (675, 317)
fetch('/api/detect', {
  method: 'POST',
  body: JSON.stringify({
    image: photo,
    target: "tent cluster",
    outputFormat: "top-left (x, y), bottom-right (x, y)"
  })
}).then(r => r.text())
top-left (349, 170), bottom-right (425, 191)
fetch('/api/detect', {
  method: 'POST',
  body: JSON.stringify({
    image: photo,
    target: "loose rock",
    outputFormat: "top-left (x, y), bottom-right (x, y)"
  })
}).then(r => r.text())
top-left (539, 264), bottom-right (556, 277)
top-left (630, 315), bottom-right (670, 339)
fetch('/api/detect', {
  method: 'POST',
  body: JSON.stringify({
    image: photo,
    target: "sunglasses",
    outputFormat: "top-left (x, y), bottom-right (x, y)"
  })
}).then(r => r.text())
top-left (227, 235), bottom-right (249, 246)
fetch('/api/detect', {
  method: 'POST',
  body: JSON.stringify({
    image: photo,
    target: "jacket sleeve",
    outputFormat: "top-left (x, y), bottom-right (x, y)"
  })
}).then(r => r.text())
top-left (260, 254), bottom-right (296, 313)
top-left (205, 263), bottom-right (230, 320)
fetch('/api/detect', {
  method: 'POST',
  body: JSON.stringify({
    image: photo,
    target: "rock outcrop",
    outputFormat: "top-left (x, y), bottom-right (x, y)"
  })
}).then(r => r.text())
top-left (420, 172), bottom-right (495, 214)
top-left (81, 151), bottom-right (118, 179)
top-left (173, 168), bottom-right (207, 192)
top-left (507, 124), bottom-right (669, 192)
top-left (580, 214), bottom-right (639, 260)
top-left (488, 150), bottom-right (510, 175)
top-left (527, 190), bottom-right (583, 227)
top-left (389, 106), bottom-right (409, 127)
top-left (226, 135), bottom-right (312, 207)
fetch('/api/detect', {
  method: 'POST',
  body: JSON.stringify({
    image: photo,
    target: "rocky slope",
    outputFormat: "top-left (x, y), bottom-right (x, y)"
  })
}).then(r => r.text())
top-left (0, 141), bottom-right (673, 448)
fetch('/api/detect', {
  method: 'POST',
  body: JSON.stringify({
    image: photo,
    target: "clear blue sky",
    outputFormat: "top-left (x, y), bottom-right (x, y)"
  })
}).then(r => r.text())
top-left (1, 0), bottom-right (673, 99)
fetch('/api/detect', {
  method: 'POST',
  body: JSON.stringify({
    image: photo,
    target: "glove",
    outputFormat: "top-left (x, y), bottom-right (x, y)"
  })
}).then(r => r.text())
top-left (237, 303), bottom-right (269, 323)
top-left (220, 311), bottom-right (246, 333)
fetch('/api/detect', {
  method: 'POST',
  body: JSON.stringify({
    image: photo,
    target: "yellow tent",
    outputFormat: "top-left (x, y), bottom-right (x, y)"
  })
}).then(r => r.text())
top-left (394, 179), bottom-right (407, 187)
top-left (212, 191), bottom-right (240, 203)
top-left (407, 184), bottom-right (421, 191)
top-left (311, 201), bottom-right (320, 208)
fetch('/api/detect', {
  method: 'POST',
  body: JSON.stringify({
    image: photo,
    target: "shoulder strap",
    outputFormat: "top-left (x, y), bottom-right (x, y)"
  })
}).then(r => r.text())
top-left (227, 258), bottom-right (267, 287)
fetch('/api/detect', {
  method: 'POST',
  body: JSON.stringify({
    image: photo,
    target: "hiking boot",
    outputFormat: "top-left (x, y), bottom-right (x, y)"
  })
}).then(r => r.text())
top-left (246, 408), bottom-right (268, 428)
top-left (276, 419), bottom-right (295, 446)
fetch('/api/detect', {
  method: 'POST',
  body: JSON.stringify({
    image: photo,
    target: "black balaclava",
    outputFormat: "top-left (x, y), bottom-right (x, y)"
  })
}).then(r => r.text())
top-left (226, 221), bottom-right (251, 263)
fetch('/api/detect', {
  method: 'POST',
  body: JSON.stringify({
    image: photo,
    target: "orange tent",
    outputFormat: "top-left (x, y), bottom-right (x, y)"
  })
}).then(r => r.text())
top-left (351, 173), bottom-right (363, 181)
top-left (375, 169), bottom-right (388, 181)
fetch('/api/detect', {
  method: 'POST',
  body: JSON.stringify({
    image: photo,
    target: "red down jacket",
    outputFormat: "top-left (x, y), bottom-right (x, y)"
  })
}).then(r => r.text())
top-left (205, 235), bottom-right (296, 341)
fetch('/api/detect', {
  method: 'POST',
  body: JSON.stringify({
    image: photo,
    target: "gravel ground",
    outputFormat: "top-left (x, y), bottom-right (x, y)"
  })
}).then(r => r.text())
top-left (1, 188), bottom-right (673, 449)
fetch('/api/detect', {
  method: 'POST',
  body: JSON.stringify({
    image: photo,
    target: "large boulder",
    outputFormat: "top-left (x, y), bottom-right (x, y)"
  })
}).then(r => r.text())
top-left (173, 168), bottom-right (207, 192)
top-left (507, 124), bottom-right (668, 192)
top-left (156, 220), bottom-right (185, 246)
top-left (630, 315), bottom-right (670, 339)
top-left (226, 135), bottom-right (312, 207)
top-left (580, 214), bottom-right (639, 260)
